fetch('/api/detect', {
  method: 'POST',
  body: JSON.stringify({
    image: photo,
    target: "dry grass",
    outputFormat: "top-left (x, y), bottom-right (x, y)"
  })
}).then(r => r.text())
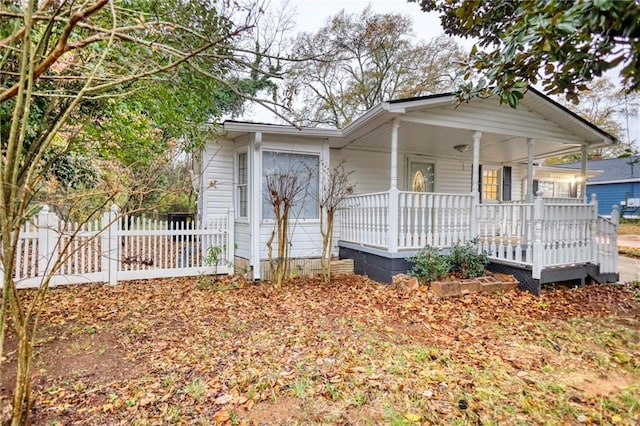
top-left (619, 246), bottom-right (640, 259)
top-left (619, 220), bottom-right (640, 235)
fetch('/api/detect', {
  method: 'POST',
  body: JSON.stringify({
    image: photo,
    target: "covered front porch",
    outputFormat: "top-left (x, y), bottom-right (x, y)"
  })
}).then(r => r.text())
top-left (338, 190), bottom-right (619, 292)
top-left (332, 90), bottom-right (619, 293)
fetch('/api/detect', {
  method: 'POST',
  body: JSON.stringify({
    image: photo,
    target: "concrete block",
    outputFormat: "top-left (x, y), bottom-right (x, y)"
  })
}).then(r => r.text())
top-left (431, 281), bottom-right (460, 297)
top-left (459, 280), bottom-right (480, 294)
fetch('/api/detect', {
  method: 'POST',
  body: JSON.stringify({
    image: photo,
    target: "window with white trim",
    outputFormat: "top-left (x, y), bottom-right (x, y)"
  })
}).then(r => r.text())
top-left (236, 152), bottom-right (248, 218)
top-left (482, 168), bottom-right (500, 201)
top-left (262, 151), bottom-right (319, 219)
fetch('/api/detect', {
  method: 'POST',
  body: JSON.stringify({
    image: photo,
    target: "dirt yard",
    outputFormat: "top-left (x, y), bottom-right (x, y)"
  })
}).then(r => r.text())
top-left (1, 275), bottom-right (639, 425)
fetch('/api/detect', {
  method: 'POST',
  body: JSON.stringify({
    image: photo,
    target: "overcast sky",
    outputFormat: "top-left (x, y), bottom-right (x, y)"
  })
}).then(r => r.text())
top-left (243, 0), bottom-right (639, 144)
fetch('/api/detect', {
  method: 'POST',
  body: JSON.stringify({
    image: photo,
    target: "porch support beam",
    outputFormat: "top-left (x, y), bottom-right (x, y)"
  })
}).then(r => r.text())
top-left (390, 119), bottom-right (399, 190)
top-left (470, 131), bottom-right (481, 238)
top-left (251, 132), bottom-right (262, 280)
top-left (580, 144), bottom-right (588, 201)
top-left (388, 119), bottom-right (400, 252)
top-left (471, 131), bottom-right (482, 200)
top-left (526, 138), bottom-right (535, 203)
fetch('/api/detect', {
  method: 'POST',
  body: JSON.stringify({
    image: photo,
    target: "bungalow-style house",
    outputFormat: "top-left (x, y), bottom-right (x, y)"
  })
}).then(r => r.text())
top-left (194, 88), bottom-right (620, 294)
top-left (555, 157), bottom-right (640, 218)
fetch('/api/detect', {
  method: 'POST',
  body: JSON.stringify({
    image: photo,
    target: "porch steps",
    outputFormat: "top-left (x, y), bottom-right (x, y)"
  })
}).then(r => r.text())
top-left (487, 260), bottom-right (619, 295)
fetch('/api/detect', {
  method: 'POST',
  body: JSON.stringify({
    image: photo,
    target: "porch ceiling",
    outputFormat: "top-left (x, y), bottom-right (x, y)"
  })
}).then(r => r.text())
top-left (342, 121), bottom-right (586, 164)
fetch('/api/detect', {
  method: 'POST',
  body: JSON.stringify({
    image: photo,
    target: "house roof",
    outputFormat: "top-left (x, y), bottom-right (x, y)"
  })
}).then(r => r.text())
top-left (553, 157), bottom-right (640, 184)
top-left (386, 87), bottom-right (617, 144)
top-left (221, 88), bottom-right (618, 164)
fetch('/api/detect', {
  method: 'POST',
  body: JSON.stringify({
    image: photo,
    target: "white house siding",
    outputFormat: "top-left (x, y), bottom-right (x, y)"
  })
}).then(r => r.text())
top-left (199, 137), bottom-right (256, 264)
top-left (512, 164), bottom-right (526, 201)
top-left (200, 139), bottom-right (234, 219)
top-left (333, 149), bottom-right (473, 194)
top-left (231, 136), bottom-right (252, 262)
top-left (258, 222), bottom-right (324, 259)
top-left (331, 148), bottom-right (391, 193)
top-left (332, 146), bottom-right (530, 201)
top-left (431, 157), bottom-right (471, 194)
top-left (234, 222), bottom-right (251, 259)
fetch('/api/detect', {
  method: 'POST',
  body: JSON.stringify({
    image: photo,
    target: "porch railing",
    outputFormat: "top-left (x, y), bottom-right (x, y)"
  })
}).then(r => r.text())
top-left (545, 197), bottom-right (586, 204)
top-left (398, 192), bottom-right (473, 249)
top-left (537, 201), bottom-right (597, 269)
top-left (340, 190), bottom-right (618, 280)
top-left (475, 203), bottom-right (534, 266)
top-left (340, 191), bottom-right (389, 248)
top-left (596, 206), bottom-right (619, 274)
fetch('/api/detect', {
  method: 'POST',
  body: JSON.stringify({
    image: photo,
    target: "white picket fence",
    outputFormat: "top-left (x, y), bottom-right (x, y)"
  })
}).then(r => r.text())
top-left (1, 206), bottom-right (234, 289)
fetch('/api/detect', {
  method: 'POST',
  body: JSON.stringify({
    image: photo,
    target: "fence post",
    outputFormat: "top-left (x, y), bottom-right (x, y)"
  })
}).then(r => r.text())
top-left (590, 194), bottom-right (598, 263)
top-left (227, 208), bottom-right (235, 272)
top-left (610, 204), bottom-right (620, 227)
top-left (531, 193), bottom-right (544, 280)
top-left (102, 205), bottom-right (120, 285)
top-left (38, 205), bottom-right (59, 277)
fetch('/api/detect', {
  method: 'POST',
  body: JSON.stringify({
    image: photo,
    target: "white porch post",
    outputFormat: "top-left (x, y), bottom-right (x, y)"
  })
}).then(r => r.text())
top-left (590, 194), bottom-right (598, 263)
top-left (470, 131), bottom-right (482, 238)
top-left (526, 138), bottom-right (535, 203)
top-left (251, 132), bottom-right (262, 280)
top-left (580, 144), bottom-right (588, 202)
top-left (531, 192), bottom-right (545, 280)
top-left (388, 119), bottom-right (400, 252)
top-left (611, 204), bottom-right (620, 275)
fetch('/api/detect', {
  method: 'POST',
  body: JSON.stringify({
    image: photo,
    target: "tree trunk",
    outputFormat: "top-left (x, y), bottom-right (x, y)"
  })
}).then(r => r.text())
top-left (320, 208), bottom-right (335, 283)
top-left (325, 212), bottom-right (334, 282)
top-left (282, 207), bottom-right (290, 281)
top-left (11, 323), bottom-right (33, 425)
top-left (0, 249), bottom-right (17, 364)
top-left (0, 277), bottom-right (8, 362)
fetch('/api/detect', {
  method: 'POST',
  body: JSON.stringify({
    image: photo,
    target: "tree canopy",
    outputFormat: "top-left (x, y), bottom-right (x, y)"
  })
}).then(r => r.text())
top-left (1, 0), bottom-right (279, 217)
top-left (280, 7), bottom-right (466, 128)
top-left (411, 0), bottom-right (640, 106)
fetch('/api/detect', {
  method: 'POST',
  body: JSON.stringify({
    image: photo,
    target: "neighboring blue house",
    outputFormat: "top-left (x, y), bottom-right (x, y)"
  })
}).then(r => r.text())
top-left (557, 157), bottom-right (640, 217)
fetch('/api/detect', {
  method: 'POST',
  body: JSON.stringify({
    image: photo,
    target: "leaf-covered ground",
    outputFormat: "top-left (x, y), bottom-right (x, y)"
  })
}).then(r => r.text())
top-left (1, 275), bottom-right (639, 425)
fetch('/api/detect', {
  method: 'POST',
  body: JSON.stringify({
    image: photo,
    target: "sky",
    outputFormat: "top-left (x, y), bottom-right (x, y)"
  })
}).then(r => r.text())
top-left (244, 0), bottom-right (639, 144)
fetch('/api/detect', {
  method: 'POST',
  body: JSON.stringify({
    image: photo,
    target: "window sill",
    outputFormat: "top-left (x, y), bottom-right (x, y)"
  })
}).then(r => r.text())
top-left (261, 218), bottom-right (321, 225)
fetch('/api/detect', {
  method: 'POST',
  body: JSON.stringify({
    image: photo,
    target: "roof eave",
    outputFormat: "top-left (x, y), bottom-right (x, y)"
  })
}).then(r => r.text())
top-left (525, 86), bottom-right (619, 145)
top-left (222, 120), bottom-right (342, 139)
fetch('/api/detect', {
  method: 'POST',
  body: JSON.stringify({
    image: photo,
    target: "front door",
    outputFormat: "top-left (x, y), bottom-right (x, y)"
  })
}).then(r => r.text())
top-left (408, 161), bottom-right (435, 192)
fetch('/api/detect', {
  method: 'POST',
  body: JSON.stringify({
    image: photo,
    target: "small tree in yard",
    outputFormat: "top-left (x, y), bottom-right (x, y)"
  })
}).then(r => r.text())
top-left (317, 161), bottom-right (354, 283)
top-left (264, 162), bottom-right (313, 287)
top-left (0, 1), bottom-right (279, 424)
